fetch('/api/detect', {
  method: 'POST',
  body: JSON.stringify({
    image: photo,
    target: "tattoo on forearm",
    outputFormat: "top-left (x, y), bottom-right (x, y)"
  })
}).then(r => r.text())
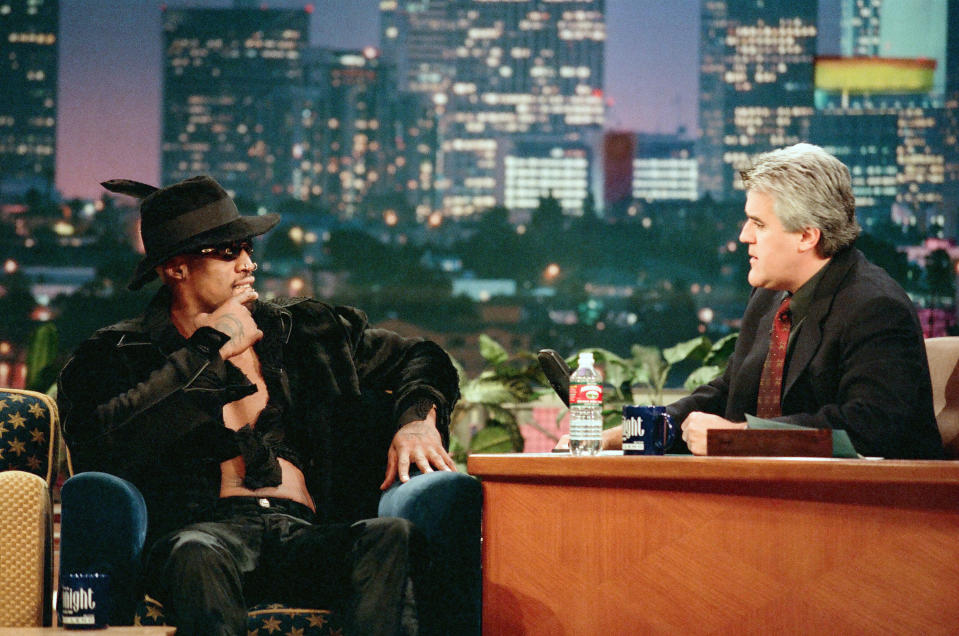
top-left (214, 314), bottom-right (244, 342)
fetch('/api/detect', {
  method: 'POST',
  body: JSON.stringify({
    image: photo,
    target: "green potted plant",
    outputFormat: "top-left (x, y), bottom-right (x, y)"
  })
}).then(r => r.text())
top-left (449, 334), bottom-right (550, 466)
top-left (567, 333), bottom-right (738, 429)
top-left (449, 332), bottom-right (739, 462)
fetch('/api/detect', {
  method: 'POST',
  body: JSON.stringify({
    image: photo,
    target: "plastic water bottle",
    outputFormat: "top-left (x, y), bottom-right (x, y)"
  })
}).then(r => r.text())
top-left (569, 351), bottom-right (603, 455)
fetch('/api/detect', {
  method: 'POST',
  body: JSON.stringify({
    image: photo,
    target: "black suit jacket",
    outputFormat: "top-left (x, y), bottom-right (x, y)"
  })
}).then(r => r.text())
top-left (667, 247), bottom-right (944, 459)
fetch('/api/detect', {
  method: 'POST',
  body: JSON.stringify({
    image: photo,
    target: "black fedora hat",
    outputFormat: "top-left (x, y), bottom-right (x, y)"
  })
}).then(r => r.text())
top-left (102, 176), bottom-right (280, 290)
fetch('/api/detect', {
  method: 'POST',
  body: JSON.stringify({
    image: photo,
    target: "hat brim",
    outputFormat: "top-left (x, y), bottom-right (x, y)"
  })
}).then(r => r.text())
top-left (128, 213), bottom-right (280, 290)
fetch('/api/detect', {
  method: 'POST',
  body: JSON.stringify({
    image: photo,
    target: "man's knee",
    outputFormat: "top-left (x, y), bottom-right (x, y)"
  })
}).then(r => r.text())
top-left (151, 527), bottom-right (239, 581)
top-left (356, 516), bottom-right (414, 540)
top-left (146, 527), bottom-right (247, 632)
top-left (351, 517), bottom-right (428, 567)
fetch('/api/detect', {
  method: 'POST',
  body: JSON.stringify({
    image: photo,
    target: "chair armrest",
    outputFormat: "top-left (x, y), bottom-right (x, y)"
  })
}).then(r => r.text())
top-left (59, 472), bottom-right (148, 626)
top-left (378, 471), bottom-right (482, 636)
top-left (0, 470), bottom-right (52, 627)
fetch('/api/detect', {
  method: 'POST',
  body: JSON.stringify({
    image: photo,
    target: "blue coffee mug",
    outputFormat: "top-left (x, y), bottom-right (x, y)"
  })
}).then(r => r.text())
top-left (622, 405), bottom-right (676, 455)
top-left (60, 572), bottom-right (110, 629)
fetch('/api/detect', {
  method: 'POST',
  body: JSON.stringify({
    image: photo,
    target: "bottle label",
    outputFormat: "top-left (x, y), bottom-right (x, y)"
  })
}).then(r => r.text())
top-left (569, 383), bottom-right (603, 405)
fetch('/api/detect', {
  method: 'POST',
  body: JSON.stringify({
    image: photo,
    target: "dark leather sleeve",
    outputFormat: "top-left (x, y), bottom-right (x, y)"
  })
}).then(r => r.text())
top-left (57, 327), bottom-right (248, 479)
top-left (278, 299), bottom-right (460, 448)
top-left (337, 306), bottom-right (461, 447)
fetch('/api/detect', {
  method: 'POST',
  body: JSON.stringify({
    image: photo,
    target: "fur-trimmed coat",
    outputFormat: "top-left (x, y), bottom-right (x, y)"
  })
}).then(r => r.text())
top-left (58, 288), bottom-right (461, 551)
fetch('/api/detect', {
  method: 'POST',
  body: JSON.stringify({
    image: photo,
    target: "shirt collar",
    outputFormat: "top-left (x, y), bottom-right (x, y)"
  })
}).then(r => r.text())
top-left (787, 260), bottom-right (830, 325)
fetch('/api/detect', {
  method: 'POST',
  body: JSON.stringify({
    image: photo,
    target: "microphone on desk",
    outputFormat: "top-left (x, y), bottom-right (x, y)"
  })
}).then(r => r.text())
top-left (537, 349), bottom-right (571, 408)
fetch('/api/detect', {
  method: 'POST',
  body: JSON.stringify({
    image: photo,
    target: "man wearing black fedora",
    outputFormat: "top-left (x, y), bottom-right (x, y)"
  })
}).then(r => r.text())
top-left (57, 175), bottom-right (462, 635)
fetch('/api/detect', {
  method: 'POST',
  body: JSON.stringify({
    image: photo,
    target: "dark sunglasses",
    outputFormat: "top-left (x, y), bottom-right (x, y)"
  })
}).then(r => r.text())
top-left (194, 239), bottom-right (254, 260)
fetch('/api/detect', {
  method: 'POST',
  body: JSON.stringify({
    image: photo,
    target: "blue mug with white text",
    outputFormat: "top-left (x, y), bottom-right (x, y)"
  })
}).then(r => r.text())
top-left (622, 405), bottom-right (676, 455)
top-left (60, 572), bottom-right (110, 629)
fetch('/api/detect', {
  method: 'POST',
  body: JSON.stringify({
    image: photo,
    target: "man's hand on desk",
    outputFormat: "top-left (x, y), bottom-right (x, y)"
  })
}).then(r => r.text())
top-left (681, 412), bottom-right (747, 455)
top-left (553, 416), bottom-right (748, 455)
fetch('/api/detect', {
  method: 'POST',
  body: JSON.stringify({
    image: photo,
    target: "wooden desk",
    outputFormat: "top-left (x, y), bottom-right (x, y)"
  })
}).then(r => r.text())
top-left (468, 453), bottom-right (959, 635)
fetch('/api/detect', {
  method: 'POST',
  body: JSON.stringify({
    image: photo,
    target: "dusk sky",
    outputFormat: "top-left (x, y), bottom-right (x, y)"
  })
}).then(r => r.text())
top-left (55, 1), bottom-right (839, 201)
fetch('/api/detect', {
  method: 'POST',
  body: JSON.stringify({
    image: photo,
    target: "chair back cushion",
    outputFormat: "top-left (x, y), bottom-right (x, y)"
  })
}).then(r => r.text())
top-left (0, 389), bottom-right (63, 486)
top-left (0, 470), bottom-right (50, 626)
top-left (59, 472), bottom-right (149, 625)
top-left (924, 336), bottom-right (959, 458)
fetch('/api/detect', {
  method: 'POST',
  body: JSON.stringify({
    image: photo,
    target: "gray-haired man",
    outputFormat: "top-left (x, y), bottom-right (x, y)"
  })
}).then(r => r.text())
top-left (589, 143), bottom-right (944, 458)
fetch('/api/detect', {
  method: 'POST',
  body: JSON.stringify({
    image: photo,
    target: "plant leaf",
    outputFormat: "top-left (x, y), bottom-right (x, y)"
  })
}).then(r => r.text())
top-left (602, 407), bottom-right (623, 429)
top-left (663, 336), bottom-right (711, 365)
top-left (685, 365), bottom-right (723, 391)
top-left (601, 358), bottom-right (633, 401)
top-left (479, 333), bottom-right (509, 365)
top-left (448, 435), bottom-right (467, 463)
top-left (581, 347), bottom-right (627, 366)
top-left (703, 333), bottom-right (739, 366)
top-left (468, 425), bottom-right (516, 453)
top-left (25, 323), bottom-right (59, 393)
top-left (460, 379), bottom-right (516, 405)
top-left (630, 344), bottom-right (662, 373)
top-left (484, 403), bottom-right (518, 426)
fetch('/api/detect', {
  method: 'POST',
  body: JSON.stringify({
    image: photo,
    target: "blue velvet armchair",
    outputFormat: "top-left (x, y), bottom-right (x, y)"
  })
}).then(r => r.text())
top-left (58, 469), bottom-right (481, 635)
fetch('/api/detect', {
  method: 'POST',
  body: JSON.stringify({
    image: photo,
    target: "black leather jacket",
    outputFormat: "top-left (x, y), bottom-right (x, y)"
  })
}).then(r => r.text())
top-left (58, 288), bottom-right (460, 550)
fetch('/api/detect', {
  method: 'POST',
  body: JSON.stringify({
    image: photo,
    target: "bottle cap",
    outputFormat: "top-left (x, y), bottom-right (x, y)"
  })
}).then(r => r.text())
top-left (578, 352), bottom-right (594, 367)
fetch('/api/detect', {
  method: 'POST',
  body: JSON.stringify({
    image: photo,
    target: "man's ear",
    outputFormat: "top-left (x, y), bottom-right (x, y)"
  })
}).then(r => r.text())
top-left (797, 226), bottom-right (821, 254)
top-left (159, 256), bottom-right (188, 283)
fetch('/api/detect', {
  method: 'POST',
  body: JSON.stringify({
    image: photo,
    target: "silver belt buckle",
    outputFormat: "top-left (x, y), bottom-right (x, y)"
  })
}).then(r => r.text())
top-left (257, 497), bottom-right (270, 508)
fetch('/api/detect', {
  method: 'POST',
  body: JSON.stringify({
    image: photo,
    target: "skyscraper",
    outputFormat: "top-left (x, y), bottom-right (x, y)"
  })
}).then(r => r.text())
top-left (697, 0), bottom-right (818, 200)
top-left (939, 0), bottom-right (959, 230)
top-left (503, 141), bottom-right (591, 216)
top-left (632, 133), bottom-right (698, 203)
top-left (840, 0), bottom-right (949, 94)
top-left (295, 47), bottom-right (438, 221)
top-left (839, 0), bottom-right (882, 56)
top-left (382, 0), bottom-right (606, 217)
top-left (161, 6), bottom-right (309, 201)
top-left (816, 0), bottom-right (955, 233)
top-left (0, 0), bottom-right (58, 201)
top-left (294, 48), bottom-right (394, 218)
top-left (602, 131), bottom-right (635, 213)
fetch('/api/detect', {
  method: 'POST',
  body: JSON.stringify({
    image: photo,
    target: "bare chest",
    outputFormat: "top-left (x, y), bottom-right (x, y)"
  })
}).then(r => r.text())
top-left (222, 350), bottom-right (268, 430)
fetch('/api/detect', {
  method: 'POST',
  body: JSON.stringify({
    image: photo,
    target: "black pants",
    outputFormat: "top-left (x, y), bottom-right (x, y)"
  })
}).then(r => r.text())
top-left (144, 497), bottom-right (427, 636)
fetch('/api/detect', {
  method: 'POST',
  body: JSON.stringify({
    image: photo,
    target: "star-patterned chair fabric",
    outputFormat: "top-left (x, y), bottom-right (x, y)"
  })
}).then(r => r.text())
top-left (135, 596), bottom-right (346, 636)
top-left (0, 388), bottom-right (67, 485)
top-left (0, 388), bottom-right (70, 627)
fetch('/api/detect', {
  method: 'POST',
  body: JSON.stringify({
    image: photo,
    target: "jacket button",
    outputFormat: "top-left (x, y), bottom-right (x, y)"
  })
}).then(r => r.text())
top-left (258, 498), bottom-right (270, 508)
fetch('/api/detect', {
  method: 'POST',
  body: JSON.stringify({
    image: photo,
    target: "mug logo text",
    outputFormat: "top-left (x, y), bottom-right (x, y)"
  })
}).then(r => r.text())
top-left (61, 587), bottom-right (96, 612)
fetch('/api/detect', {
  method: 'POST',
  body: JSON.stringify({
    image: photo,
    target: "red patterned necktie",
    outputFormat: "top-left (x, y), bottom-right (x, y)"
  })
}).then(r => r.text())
top-left (756, 296), bottom-right (792, 418)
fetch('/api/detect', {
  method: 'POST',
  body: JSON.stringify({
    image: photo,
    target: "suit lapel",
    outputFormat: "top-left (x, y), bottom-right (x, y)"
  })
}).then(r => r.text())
top-left (782, 249), bottom-right (860, 398)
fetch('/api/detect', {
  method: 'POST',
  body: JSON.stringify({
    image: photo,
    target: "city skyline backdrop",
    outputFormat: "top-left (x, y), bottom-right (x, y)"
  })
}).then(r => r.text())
top-left (56, 0), bottom-right (841, 201)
